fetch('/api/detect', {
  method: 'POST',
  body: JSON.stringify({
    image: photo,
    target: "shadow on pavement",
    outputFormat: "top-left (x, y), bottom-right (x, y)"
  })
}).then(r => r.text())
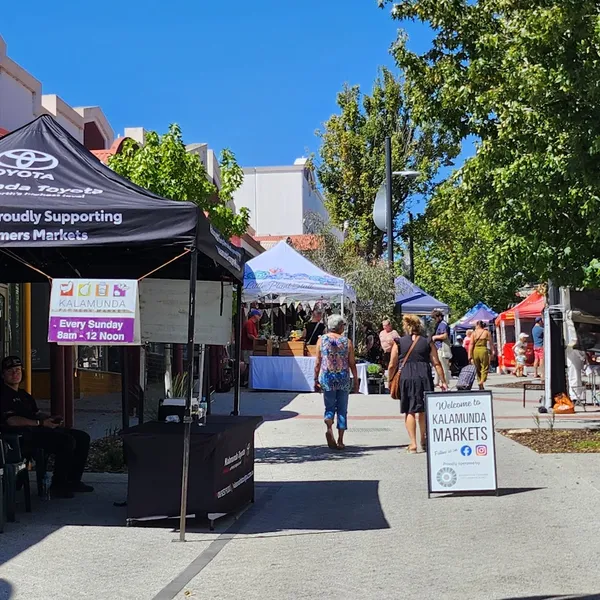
top-left (192, 480), bottom-right (391, 535)
top-left (0, 476), bottom-right (127, 569)
top-left (256, 444), bottom-right (401, 464)
top-left (0, 580), bottom-right (13, 600)
top-left (212, 391), bottom-right (301, 423)
top-left (435, 487), bottom-right (545, 498)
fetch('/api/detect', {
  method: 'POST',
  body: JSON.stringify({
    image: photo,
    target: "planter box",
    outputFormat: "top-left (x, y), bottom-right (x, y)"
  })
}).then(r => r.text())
top-left (279, 341), bottom-right (306, 357)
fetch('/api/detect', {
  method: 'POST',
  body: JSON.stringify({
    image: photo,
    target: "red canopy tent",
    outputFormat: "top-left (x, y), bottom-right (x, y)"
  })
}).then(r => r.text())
top-left (495, 291), bottom-right (546, 372)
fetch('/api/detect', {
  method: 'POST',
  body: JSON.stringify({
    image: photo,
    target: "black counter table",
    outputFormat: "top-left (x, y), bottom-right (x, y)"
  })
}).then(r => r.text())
top-left (122, 415), bottom-right (262, 527)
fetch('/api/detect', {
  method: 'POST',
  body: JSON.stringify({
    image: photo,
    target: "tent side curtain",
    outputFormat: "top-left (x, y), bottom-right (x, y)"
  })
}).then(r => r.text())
top-left (0, 115), bottom-right (243, 281)
top-left (242, 241), bottom-right (356, 302)
top-left (394, 276), bottom-right (449, 315)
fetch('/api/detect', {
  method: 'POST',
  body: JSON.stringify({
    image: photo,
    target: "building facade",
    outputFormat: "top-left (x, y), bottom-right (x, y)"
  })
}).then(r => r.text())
top-left (233, 158), bottom-right (329, 237)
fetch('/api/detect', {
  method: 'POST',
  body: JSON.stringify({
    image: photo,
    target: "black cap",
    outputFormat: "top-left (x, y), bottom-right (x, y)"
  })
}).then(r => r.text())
top-left (2, 356), bottom-right (22, 371)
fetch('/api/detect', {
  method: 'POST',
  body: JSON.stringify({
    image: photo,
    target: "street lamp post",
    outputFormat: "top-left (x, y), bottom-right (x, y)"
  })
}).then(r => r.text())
top-left (385, 136), bottom-right (394, 268)
top-left (373, 139), bottom-right (420, 272)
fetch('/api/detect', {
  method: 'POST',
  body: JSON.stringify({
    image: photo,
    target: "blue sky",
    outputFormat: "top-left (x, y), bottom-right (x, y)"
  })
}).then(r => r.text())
top-left (1, 0), bottom-right (435, 168)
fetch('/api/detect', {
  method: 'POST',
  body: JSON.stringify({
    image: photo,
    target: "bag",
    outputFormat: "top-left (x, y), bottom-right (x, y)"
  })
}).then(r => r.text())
top-left (439, 341), bottom-right (453, 360)
top-left (389, 337), bottom-right (419, 400)
top-left (553, 393), bottom-right (575, 415)
top-left (456, 364), bottom-right (476, 391)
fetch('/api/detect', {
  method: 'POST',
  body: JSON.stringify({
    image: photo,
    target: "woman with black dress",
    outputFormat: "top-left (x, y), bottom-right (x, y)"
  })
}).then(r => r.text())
top-left (302, 309), bottom-right (326, 346)
top-left (388, 314), bottom-right (448, 453)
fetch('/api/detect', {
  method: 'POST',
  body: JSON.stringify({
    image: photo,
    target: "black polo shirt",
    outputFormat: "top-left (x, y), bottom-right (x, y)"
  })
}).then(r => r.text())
top-left (0, 383), bottom-right (39, 424)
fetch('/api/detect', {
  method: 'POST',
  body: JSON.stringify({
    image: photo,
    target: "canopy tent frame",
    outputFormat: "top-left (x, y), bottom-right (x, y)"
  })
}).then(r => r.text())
top-left (394, 276), bottom-right (449, 316)
top-left (0, 115), bottom-right (246, 541)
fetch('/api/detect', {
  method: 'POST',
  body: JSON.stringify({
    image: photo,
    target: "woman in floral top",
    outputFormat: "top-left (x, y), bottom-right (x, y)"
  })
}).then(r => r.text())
top-left (314, 314), bottom-right (358, 450)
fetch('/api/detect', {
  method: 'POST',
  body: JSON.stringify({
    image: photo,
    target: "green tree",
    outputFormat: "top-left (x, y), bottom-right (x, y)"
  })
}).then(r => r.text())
top-left (381, 0), bottom-right (600, 287)
top-left (411, 175), bottom-right (528, 316)
top-left (315, 67), bottom-right (456, 260)
top-left (109, 124), bottom-right (249, 238)
top-left (302, 214), bottom-right (397, 346)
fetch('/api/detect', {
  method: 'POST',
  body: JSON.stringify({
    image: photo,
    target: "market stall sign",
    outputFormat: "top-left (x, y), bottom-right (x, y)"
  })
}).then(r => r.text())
top-left (426, 391), bottom-right (498, 495)
top-left (48, 279), bottom-right (140, 345)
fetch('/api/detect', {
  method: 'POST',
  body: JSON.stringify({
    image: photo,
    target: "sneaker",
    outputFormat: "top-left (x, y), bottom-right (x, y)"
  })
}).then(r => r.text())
top-left (49, 485), bottom-right (75, 499)
top-left (71, 481), bottom-right (94, 493)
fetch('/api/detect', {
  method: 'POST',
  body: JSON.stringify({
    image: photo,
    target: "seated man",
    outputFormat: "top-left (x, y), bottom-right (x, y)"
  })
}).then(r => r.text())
top-left (0, 356), bottom-right (93, 499)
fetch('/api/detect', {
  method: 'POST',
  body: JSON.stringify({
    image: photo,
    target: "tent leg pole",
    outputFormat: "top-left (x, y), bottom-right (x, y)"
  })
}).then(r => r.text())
top-left (121, 347), bottom-right (130, 431)
top-left (233, 282), bottom-right (242, 416)
top-left (179, 245), bottom-right (199, 543)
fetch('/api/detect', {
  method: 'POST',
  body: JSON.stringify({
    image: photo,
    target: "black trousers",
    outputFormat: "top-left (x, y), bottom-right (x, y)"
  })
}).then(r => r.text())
top-left (23, 428), bottom-right (90, 486)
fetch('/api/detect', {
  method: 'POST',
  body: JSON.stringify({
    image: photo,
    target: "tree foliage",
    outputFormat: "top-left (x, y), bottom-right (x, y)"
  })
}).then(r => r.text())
top-left (315, 67), bottom-right (455, 260)
top-left (381, 0), bottom-right (600, 288)
top-left (109, 124), bottom-right (249, 238)
top-left (412, 174), bottom-right (528, 316)
top-left (302, 214), bottom-right (397, 341)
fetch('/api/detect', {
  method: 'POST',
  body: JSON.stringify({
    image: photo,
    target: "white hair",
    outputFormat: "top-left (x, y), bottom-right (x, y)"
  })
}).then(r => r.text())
top-left (327, 314), bottom-right (346, 333)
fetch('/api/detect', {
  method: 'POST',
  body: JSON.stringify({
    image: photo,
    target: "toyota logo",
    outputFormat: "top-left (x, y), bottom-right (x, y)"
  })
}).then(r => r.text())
top-left (0, 149), bottom-right (59, 170)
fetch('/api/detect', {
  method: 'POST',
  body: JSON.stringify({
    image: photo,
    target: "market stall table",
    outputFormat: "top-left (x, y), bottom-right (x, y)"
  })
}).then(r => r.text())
top-left (249, 356), bottom-right (370, 394)
top-left (122, 415), bottom-right (262, 528)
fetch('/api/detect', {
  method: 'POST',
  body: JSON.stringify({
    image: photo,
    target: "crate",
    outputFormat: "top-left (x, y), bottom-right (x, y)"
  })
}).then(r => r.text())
top-left (253, 339), bottom-right (274, 356)
top-left (304, 344), bottom-right (318, 357)
top-left (278, 341), bottom-right (306, 357)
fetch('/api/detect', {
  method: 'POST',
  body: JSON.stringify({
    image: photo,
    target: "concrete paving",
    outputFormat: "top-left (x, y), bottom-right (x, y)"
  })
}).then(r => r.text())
top-left (2, 375), bottom-right (600, 599)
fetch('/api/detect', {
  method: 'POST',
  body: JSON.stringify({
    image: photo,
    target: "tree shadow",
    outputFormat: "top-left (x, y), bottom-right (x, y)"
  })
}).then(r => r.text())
top-left (212, 390), bottom-right (301, 422)
top-left (0, 580), bottom-right (13, 600)
top-left (256, 444), bottom-right (403, 464)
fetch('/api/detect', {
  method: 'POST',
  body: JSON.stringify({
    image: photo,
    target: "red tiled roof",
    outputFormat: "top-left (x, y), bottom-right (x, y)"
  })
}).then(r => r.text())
top-left (254, 234), bottom-right (321, 251)
top-left (90, 137), bottom-right (131, 164)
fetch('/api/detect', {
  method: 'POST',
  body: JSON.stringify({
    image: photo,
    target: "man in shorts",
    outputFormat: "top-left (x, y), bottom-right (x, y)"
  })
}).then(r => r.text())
top-left (532, 317), bottom-right (544, 380)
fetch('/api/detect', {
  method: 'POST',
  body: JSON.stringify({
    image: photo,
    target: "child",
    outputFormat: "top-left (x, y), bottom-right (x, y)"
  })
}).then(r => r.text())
top-left (513, 333), bottom-right (529, 377)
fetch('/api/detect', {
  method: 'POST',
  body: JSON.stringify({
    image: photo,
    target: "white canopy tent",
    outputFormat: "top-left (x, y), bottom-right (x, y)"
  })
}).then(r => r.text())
top-left (243, 240), bottom-right (357, 337)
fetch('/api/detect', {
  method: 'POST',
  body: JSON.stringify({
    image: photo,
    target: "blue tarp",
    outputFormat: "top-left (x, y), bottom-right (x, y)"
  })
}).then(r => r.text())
top-left (394, 276), bottom-right (449, 315)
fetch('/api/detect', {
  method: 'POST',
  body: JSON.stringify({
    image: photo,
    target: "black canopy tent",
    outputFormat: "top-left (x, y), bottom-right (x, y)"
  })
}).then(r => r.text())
top-left (0, 115), bottom-right (246, 539)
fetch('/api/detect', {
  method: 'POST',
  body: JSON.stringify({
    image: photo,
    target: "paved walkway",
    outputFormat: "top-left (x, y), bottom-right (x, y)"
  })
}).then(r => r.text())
top-left (2, 375), bottom-right (600, 599)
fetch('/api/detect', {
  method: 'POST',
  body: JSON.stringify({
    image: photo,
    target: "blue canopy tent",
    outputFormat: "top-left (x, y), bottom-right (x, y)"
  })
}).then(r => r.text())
top-left (453, 302), bottom-right (498, 331)
top-left (394, 276), bottom-right (449, 316)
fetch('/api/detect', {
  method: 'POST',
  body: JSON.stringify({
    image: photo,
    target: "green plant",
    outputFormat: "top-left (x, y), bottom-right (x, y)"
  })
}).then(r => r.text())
top-left (532, 413), bottom-right (541, 430)
top-left (86, 429), bottom-right (126, 473)
top-left (109, 125), bottom-right (249, 238)
top-left (367, 364), bottom-right (383, 376)
top-left (547, 412), bottom-right (556, 433)
top-left (171, 372), bottom-right (189, 398)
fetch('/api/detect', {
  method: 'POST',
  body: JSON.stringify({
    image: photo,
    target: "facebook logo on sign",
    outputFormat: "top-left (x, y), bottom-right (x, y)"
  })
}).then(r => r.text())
top-left (460, 445), bottom-right (472, 457)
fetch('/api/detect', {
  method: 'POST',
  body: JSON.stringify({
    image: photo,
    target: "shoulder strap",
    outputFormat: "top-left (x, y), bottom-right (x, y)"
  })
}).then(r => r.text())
top-left (400, 336), bottom-right (420, 370)
top-left (307, 322), bottom-right (321, 346)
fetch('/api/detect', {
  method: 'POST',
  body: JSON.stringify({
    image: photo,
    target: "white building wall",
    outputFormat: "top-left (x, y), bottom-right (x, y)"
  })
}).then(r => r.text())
top-left (0, 35), bottom-right (111, 149)
top-left (302, 175), bottom-right (328, 224)
top-left (235, 169), bottom-right (305, 236)
top-left (0, 70), bottom-right (38, 131)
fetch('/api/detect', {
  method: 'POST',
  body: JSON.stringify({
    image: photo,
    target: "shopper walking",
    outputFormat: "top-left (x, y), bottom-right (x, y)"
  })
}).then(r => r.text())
top-left (469, 320), bottom-right (494, 390)
top-left (431, 310), bottom-right (451, 387)
top-left (532, 317), bottom-right (544, 380)
top-left (314, 315), bottom-right (358, 450)
top-left (388, 314), bottom-right (448, 454)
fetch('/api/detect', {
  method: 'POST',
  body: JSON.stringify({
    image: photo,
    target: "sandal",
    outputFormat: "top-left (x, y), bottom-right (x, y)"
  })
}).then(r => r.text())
top-left (407, 447), bottom-right (418, 454)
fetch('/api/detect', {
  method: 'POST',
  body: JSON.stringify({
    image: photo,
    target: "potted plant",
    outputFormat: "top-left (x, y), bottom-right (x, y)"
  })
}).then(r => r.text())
top-left (367, 364), bottom-right (384, 394)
